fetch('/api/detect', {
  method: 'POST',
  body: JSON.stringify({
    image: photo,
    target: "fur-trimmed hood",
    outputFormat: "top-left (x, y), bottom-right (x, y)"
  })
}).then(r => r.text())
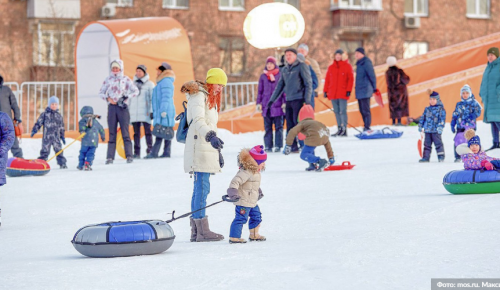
top-left (157, 69), bottom-right (175, 83)
top-left (238, 149), bottom-right (259, 174)
top-left (109, 59), bottom-right (124, 77)
top-left (133, 73), bottom-right (150, 84)
top-left (180, 80), bottom-right (208, 96)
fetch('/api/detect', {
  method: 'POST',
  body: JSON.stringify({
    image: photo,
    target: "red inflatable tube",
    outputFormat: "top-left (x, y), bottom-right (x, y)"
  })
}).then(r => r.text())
top-left (6, 158), bottom-right (51, 177)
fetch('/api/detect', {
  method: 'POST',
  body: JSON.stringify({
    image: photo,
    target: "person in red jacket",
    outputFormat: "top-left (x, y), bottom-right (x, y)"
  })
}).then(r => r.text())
top-left (323, 49), bottom-right (354, 137)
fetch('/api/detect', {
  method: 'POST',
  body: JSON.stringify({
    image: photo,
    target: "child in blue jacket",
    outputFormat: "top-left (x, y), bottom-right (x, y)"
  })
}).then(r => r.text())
top-left (418, 90), bottom-right (446, 162)
top-left (450, 84), bottom-right (481, 162)
top-left (78, 106), bottom-right (105, 170)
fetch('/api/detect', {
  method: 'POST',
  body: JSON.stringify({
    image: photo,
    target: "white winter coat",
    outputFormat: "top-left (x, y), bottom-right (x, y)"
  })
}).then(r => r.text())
top-left (182, 81), bottom-right (221, 174)
top-left (129, 74), bottom-right (155, 124)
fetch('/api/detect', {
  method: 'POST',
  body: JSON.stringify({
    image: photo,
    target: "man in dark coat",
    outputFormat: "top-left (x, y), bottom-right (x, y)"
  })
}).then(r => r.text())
top-left (354, 48), bottom-right (377, 131)
top-left (0, 75), bottom-right (23, 158)
top-left (268, 47), bottom-right (312, 153)
top-left (385, 56), bottom-right (410, 126)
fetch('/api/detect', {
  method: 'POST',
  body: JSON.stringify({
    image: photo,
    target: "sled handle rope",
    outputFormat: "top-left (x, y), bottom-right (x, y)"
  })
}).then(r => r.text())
top-left (316, 98), bottom-right (363, 134)
top-left (166, 199), bottom-right (225, 223)
top-left (47, 132), bottom-right (86, 163)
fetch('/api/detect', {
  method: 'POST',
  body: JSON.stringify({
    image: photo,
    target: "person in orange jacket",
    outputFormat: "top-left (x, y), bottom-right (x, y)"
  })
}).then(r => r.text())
top-left (323, 49), bottom-right (353, 137)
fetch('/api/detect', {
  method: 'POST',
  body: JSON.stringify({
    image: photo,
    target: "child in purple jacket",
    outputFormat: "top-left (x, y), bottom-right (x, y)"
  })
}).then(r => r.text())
top-left (458, 129), bottom-right (500, 170)
top-left (256, 56), bottom-right (286, 153)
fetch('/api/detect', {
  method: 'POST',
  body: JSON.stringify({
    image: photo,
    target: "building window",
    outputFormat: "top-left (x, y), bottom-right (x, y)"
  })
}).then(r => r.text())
top-left (219, 37), bottom-right (245, 76)
top-left (403, 41), bottom-right (428, 59)
top-left (107, 0), bottom-right (133, 7)
top-left (466, 0), bottom-right (489, 18)
top-left (33, 22), bottom-right (75, 67)
top-left (404, 0), bottom-right (428, 16)
top-left (219, 0), bottom-right (244, 11)
top-left (163, 0), bottom-right (189, 9)
top-left (274, 0), bottom-right (300, 9)
top-left (331, 0), bottom-right (382, 10)
top-left (340, 40), bottom-right (363, 64)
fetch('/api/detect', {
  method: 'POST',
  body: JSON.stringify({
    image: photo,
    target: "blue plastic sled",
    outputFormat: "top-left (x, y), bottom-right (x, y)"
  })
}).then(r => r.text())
top-left (355, 127), bottom-right (403, 140)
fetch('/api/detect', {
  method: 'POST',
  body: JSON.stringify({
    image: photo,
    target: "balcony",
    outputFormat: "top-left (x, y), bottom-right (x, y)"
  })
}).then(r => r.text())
top-left (332, 9), bottom-right (378, 35)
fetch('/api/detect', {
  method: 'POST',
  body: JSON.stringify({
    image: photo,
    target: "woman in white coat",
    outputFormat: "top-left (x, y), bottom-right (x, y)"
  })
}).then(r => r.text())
top-left (129, 65), bottom-right (154, 158)
top-left (181, 68), bottom-right (227, 242)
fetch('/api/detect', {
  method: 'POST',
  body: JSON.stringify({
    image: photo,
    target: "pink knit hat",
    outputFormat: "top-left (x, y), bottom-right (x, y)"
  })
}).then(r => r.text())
top-left (249, 145), bottom-right (267, 165)
top-left (266, 56), bottom-right (277, 66)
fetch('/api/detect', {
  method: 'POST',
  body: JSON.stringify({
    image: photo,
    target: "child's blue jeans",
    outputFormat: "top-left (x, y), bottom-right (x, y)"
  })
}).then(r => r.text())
top-left (300, 145), bottom-right (320, 164)
top-left (191, 172), bottom-right (210, 219)
top-left (229, 205), bottom-right (262, 238)
top-left (78, 146), bottom-right (96, 167)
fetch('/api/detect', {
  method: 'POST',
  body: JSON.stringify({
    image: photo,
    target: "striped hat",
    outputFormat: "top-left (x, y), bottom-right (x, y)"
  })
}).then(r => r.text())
top-left (249, 145), bottom-right (267, 165)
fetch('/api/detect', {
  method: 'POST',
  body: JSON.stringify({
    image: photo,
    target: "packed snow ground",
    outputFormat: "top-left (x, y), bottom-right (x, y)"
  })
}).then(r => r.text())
top-left (1, 121), bottom-right (500, 290)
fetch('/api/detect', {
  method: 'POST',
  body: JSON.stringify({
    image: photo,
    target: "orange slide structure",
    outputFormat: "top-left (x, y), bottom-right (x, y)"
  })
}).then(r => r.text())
top-left (218, 32), bottom-right (500, 133)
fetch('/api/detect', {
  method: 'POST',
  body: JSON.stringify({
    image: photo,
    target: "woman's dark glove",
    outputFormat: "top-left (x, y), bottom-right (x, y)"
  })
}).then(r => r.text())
top-left (219, 150), bottom-right (224, 168)
top-left (205, 131), bottom-right (224, 150)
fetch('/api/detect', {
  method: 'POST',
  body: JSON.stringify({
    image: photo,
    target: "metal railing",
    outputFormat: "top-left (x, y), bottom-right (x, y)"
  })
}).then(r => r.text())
top-left (20, 82), bottom-right (77, 132)
top-left (3, 80), bottom-right (255, 132)
top-left (3, 82), bottom-right (77, 133)
top-left (222, 82), bottom-right (258, 112)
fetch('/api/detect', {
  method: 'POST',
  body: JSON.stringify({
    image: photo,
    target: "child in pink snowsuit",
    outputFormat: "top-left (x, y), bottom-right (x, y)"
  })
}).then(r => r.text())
top-left (459, 129), bottom-right (500, 170)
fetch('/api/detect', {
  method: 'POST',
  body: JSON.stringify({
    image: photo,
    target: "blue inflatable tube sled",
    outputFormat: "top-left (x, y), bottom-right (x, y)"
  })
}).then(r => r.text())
top-left (355, 127), bottom-right (403, 140)
top-left (443, 170), bottom-right (500, 194)
top-left (72, 220), bottom-right (175, 258)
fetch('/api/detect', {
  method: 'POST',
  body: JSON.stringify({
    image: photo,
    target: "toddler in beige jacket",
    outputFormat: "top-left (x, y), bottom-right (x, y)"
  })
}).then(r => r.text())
top-left (224, 145), bottom-right (267, 244)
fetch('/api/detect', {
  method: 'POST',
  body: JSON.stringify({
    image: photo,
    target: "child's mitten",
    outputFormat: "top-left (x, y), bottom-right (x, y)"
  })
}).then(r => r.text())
top-left (481, 160), bottom-right (494, 171)
top-left (223, 188), bottom-right (240, 202)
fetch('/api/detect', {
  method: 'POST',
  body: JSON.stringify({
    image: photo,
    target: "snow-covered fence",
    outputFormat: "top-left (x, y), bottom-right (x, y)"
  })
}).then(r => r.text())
top-left (222, 82), bottom-right (258, 112)
top-left (19, 82), bottom-right (77, 133)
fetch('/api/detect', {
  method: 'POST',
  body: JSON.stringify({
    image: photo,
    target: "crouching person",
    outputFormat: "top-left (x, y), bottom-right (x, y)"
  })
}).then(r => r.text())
top-left (284, 105), bottom-right (335, 171)
top-left (224, 146), bottom-right (267, 244)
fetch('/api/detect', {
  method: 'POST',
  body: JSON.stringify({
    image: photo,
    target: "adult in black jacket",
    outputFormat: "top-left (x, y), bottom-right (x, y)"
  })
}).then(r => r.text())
top-left (268, 48), bottom-right (312, 152)
top-left (0, 75), bottom-right (22, 158)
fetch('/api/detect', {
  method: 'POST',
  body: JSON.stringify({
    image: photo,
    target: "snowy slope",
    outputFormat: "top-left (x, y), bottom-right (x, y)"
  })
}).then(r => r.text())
top-left (1, 122), bottom-right (499, 290)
